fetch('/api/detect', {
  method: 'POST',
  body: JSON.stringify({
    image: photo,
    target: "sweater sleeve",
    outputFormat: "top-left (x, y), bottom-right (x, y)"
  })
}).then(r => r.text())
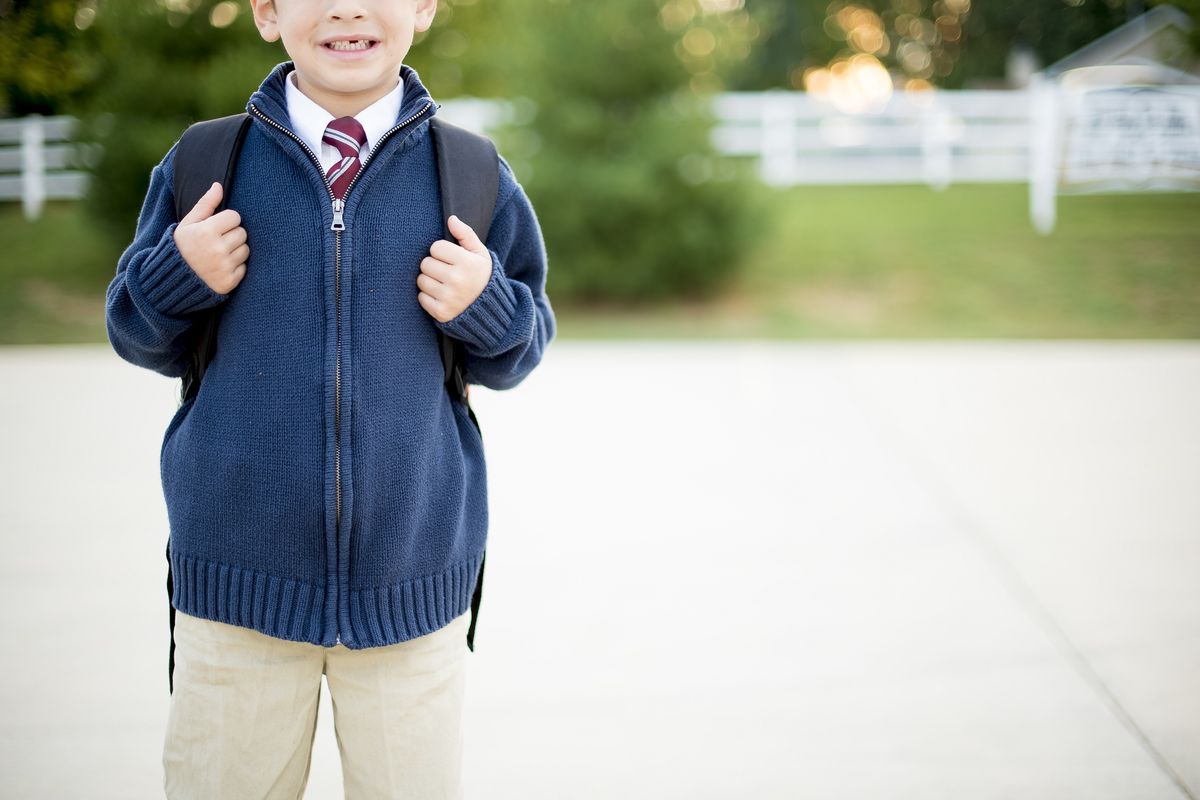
top-left (433, 155), bottom-right (557, 391)
top-left (104, 141), bottom-right (231, 379)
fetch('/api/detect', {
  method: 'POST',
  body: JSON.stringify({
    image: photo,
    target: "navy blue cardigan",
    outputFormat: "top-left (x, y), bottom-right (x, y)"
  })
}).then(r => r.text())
top-left (105, 60), bottom-right (555, 648)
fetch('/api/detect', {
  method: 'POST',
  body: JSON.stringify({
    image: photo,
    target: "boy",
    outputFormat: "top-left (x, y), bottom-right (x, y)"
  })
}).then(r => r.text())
top-left (103, 0), bottom-right (555, 795)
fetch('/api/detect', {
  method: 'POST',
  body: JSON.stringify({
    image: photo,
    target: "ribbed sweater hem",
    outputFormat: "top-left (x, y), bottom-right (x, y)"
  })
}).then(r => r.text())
top-left (169, 548), bottom-right (484, 649)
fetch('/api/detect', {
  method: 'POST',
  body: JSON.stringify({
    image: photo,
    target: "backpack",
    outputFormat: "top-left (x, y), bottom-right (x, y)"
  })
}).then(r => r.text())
top-left (164, 111), bottom-right (497, 694)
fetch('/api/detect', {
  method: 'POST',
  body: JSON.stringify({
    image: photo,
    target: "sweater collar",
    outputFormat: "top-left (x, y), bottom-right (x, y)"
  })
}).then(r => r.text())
top-left (247, 59), bottom-right (439, 142)
top-left (284, 68), bottom-right (404, 159)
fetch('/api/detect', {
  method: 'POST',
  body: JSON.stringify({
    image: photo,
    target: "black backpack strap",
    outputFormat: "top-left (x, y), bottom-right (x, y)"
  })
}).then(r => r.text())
top-left (166, 539), bottom-right (176, 694)
top-left (429, 114), bottom-right (499, 652)
top-left (173, 113), bottom-right (251, 223)
top-left (429, 115), bottom-right (499, 407)
top-left (172, 112), bottom-right (251, 406)
top-left (429, 115), bottom-right (499, 245)
top-left (166, 113), bottom-right (249, 696)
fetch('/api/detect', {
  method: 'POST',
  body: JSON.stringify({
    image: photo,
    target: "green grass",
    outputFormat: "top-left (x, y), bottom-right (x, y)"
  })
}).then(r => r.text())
top-left (0, 201), bottom-right (118, 344)
top-left (559, 184), bottom-right (1200, 339)
top-left (4, 184), bottom-right (1199, 343)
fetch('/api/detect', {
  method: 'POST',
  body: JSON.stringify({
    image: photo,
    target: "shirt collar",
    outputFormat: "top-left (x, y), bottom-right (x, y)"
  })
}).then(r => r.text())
top-left (284, 68), bottom-right (405, 158)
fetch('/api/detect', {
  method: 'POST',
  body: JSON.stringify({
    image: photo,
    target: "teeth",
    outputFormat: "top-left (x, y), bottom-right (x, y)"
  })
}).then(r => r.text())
top-left (328, 40), bottom-right (372, 51)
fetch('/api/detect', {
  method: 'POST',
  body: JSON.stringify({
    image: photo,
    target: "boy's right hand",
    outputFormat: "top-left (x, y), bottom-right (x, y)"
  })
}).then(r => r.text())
top-left (173, 182), bottom-right (249, 295)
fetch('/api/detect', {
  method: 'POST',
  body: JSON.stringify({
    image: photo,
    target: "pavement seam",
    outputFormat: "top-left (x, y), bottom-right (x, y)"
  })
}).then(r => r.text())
top-left (828, 358), bottom-right (1196, 800)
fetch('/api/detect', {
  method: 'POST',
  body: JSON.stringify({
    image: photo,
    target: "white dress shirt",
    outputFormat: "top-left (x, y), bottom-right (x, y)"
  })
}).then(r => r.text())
top-left (284, 68), bottom-right (404, 174)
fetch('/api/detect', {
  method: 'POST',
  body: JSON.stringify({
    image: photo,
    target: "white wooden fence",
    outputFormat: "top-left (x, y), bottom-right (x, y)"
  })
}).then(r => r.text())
top-left (710, 89), bottom-right (1031, 187)
top-left (0, 115), bottom-right (92, 220)
top-left (2, 91), bottom-right (1036, 221)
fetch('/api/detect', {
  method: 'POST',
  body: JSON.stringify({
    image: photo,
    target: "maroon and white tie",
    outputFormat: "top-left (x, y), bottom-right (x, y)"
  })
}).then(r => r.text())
top-left (323, 116), bottom-right (368, 200)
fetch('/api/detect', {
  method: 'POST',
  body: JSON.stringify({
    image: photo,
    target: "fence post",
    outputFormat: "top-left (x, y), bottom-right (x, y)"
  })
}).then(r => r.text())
top-left (22, 114), bottom-right (46, 222)
top-left (1029, 74), bottom-right (1060, 235)
top-left (760, 90), bottom-right (797, 186)
top-left (921, 103), bottom-right (953, 191)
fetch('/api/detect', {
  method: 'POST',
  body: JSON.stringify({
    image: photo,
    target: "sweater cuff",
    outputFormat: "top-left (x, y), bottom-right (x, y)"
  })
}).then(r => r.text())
top-left (435, 251), bottom-right (519, 354)
top-left (136, 223), bottom-right (229, 318)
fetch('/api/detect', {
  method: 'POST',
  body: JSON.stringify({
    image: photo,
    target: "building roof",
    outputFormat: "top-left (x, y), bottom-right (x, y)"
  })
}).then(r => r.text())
top-left (1043, 4), bottom-right (1196, 77)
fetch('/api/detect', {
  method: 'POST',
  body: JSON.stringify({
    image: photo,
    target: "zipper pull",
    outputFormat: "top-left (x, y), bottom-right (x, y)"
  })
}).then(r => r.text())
top-left (331, 198), bottom-right (345, 231)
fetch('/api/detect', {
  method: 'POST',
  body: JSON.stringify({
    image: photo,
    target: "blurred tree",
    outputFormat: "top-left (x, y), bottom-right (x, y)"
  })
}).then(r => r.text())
top-left (73, 0), bottom-right (278, 240)
top-left (0, 0), bottom-right (98, 116)
top-left (485, 0), bottom-right (769, 304)
top-left (405, 0), bottom-right (512, 99)
top-left (955, 0), bottom-right (1132, 86)
top-left (730, 0), bottom-right (1199, 91)
top-left (726, 0), bottom-right (831, 89)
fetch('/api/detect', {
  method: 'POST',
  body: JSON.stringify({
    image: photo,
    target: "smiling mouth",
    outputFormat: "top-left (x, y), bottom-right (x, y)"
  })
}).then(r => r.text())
top-left (323, 40), bottom-right (379, 51)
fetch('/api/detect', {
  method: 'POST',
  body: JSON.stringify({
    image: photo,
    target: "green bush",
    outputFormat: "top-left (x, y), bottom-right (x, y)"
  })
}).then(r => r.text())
top-left (0, 0), bottom-right (97, 117)
top-left (73, 0), bottom-right (278, 241)
top-left (489, 0), bottom-right (768, 305)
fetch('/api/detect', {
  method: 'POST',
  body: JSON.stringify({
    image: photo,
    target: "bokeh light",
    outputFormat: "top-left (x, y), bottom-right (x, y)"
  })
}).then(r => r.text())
top-left (209, 1), bottom-right (239, 29)
top-left (805, 53), bottom-right (894, 114)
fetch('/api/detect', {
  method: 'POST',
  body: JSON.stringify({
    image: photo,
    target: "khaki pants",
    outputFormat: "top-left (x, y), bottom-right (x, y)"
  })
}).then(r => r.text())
top-left (162, 608), bottom-right (471, 799)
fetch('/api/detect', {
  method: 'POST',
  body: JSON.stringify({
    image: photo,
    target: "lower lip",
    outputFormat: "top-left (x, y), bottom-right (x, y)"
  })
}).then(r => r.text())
top-left (322, 41), bottom-right (379, 61)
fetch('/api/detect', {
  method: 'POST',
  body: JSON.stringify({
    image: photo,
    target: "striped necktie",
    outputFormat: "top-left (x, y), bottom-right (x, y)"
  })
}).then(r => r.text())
top-left (323, 116), bottom-right (368, 200)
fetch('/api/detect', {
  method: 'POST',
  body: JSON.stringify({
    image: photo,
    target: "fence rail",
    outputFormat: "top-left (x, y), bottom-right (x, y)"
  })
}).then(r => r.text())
top-left (711, 89), bottom-right (1032, 187)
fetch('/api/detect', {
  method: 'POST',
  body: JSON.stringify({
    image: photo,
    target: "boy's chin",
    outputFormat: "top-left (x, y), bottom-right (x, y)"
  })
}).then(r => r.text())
top-left (293, 57), bottom-right (407, 81)
top-left (291, 63), bottom-right (405, 89)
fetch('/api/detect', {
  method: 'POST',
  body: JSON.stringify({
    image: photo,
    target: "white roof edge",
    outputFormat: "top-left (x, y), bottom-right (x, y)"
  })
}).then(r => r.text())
top-left (1058, 60), bottom-right (1200, 86)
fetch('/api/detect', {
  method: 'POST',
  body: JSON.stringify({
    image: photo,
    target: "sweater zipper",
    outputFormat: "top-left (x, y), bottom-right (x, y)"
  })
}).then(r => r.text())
top-left (247, 99), bottom-right (434, 647)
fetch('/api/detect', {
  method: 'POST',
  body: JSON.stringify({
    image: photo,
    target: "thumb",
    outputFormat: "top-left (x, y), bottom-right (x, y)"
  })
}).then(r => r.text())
top-left (180, 182), bottom-right (223, 225)
top-left (447, 214), bottom-right (486, 255)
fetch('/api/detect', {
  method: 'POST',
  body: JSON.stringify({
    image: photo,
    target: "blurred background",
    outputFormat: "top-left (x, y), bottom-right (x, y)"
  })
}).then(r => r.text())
top-left (2, 0), bottom-right (1198, 339)
top-left (2, 1), bottom-right (1199, 798)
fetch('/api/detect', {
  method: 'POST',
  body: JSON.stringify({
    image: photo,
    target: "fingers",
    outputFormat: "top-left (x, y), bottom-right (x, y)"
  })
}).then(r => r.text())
top-left (207, 208), bottom-right (242, 234)
top-left (447, 214), bottom-right (486, 254)
top-left (216, 226), bottom-right (249, 265)
top-left (214, 248), bottom-right (248, 294)
top-left (213, 261), bottom-right (247, 295)
top-left (415, 271), bottom-right (442, 295)
top-left (179, 182), bottom-right (223, 225)
top-left (178, 179), bottom-right (240, 234)
top-left (416, 290), bottom-right (448, 322)
top-left (420, 254), bottom-right (452, 280)
top-left (428, 239), bottom-right (467, 264)
top-left (222, 226), bottom-right (248, 249)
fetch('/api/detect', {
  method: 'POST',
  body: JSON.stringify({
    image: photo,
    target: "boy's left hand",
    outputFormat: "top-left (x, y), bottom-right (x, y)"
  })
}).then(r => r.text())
top-left (417, 215), bottom-right (493, 323)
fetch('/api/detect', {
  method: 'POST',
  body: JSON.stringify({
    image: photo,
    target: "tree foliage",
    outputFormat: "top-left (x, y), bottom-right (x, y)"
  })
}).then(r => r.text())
top-left (956, 0), bottom-right (1136, 85)
top-left (729, 0), bottom-right (1199, 90)
top-left (72, 0), bottom-right (278, 239)
top-left (478, 0), bottom-right (769, 303)
top-left (0, 0), bottom-right (99, 116)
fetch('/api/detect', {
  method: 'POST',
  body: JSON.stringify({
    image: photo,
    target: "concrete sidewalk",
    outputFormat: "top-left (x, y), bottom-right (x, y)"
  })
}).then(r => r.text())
top-left (1, 341), bottom-right (1196, 799)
